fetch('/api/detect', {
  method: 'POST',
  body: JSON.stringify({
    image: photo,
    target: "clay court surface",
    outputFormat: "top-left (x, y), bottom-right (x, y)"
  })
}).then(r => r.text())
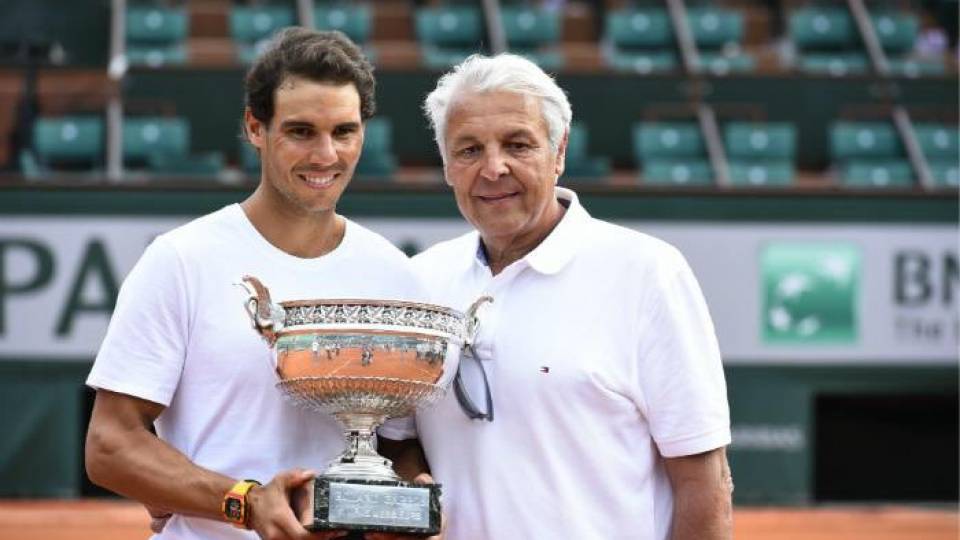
top-left (0, 500), bottom-right (955, 539)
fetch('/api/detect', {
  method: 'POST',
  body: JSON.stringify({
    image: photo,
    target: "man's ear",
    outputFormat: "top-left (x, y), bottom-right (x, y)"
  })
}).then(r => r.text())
top-left (244, 108), bottom-right (265, 149)
top-left (554, 128), bottom-right (569, 181)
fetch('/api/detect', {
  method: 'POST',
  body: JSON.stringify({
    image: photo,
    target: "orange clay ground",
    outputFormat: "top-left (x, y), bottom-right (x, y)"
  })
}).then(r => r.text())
top-left (0, 500), bottom-right (955, 539)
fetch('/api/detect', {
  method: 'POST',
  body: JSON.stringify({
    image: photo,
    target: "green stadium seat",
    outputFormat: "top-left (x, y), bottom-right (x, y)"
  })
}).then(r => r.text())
top-left (416, 6), bottom-right (482, 68)
top-left (696, 52), bottom-right (755, 74)
top-left (831, 122), bottom-right (902, 159)
top-left (32, 116), bottom-right (104, 167)
top-left (231, 6), bottom-right (294, 43)
top-left (147, 151), bottom-right (225, 176)
top-left (500, 6), bottom-right (562, 70)
top-left (231, 6), bottom-right (294, 64)
top-left (563, 123), bottom-right (611, 180)
top-left (634, 123), bottom-right (704, 163)
top-left (355, 118), bottom-right (396, 179)
top-left (929, 161), bottom-right (960, 188)
top-left (123, 117), bottom-right (190, 164)
top-left (126, 46), bottom-right (188, 67)
top-left (687, 7), bottom-right (743, 49)
top-left (797, 53), bottom-right (869, 75)
top-left (789, 7), bottom-right (856, 50)
top-left (605, 50), bottom-right (676, 73)
top-left (643, 160), bottom-right (713, 186)
top-left (725, 123), bottom-right (796, 186)
top-left (315, 5), bottom-right (372, 44)
top-left (841, 160), bottom-right (913, 187)
top-left (913, 124), bottom-right (959, 159)
top-left (725, 123), bottom-right (796, 160)
top-left (606, 9), bottom-right (672, 48)
top-left (127, 5), bottom-right (188, 42)
top-left (501, 6), bottom-right (560, 49)
top-left (728, 161), bottom-right (795, 186)
top-left (871, 12), bottom-right (919, 53)
top-left (126, 5), bottom-right (189, 67)
top-left (887, 57), bottom-right (947, 77)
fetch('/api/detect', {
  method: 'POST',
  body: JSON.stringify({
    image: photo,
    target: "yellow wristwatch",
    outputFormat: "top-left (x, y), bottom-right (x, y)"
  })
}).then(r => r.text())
top-left (222, 479), bottom-right (261, 529)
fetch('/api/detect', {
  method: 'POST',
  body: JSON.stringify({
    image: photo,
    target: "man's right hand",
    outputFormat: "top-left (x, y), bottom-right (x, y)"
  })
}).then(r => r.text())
top-left (247, 468), bottom-right (348, 540)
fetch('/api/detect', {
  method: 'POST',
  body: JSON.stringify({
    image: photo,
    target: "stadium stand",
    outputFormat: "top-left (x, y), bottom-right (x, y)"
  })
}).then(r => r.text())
top-left (725, 121), bottom-right (796, 186)
top-left (604, 7), bottom-right (678, 73)
top-left (831, 120), bottom-right (911, 187)
top-left (415, 5), bottom-right (485, 69)
top-left (126, 4), bottom-right (189, 67)
top-left (634, 121), bottom-right (712, 185)
top-left (500, 4), bottom-right (564, 70)
top-left (229, 4), bottom-right (295, 65)
top-left (314, 3), bottom-right (372, 45)
top-left (354, 116), bottom-right (397, 180)
top-left (563, 121), bottom-right (612, 180)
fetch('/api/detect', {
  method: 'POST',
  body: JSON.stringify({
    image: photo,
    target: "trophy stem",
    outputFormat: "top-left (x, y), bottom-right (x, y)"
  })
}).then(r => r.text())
top-left (324, 413), bottom-right (399, 482)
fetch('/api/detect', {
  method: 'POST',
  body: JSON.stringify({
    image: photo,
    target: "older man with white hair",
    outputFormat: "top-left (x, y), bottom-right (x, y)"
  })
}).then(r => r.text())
top-left (380, 54), bottom-right (733, 539)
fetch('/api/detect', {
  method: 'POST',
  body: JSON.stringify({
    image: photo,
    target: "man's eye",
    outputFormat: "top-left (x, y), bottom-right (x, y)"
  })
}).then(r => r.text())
top-left (456, 146), bottom-right (479, 158)
top-left (289, 127), bottom-right (312, 139)
top-left (507, 142), bottom-right (531, 151)
top-left (334, 126), bottom-right (357, 138)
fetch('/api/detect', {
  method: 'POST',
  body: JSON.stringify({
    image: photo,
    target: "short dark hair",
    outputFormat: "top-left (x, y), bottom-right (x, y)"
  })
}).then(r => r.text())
top-left (245, 27), bottom-right (375, 127)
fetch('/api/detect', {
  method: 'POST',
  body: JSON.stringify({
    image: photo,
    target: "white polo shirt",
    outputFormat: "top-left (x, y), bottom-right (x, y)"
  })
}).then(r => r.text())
top-left (398, 187), bottom-right (730, 540)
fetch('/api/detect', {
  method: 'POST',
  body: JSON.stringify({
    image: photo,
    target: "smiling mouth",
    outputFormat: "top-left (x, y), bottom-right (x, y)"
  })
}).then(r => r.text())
top-left (298, 172), bottom-right (339, 189)
top-left (477, 193), bottom-right (518, 202)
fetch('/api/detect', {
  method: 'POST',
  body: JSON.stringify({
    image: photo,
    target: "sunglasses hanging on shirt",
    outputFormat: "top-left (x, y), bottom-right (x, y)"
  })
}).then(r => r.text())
top-left (454, 344), bottom-right (494, 421)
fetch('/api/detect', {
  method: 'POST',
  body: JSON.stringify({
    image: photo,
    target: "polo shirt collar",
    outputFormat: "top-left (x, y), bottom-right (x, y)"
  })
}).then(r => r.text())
top-left (473, 187), bottom-right (589, 275)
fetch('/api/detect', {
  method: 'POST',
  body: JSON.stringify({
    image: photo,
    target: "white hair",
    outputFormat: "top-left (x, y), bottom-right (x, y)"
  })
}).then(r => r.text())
top-left (423, 53), bottom-right (573, 160)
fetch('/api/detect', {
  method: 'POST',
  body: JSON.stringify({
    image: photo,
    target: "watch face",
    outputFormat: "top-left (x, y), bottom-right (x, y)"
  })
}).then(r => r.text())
top-left (225, 497), bottom-right (242, 520)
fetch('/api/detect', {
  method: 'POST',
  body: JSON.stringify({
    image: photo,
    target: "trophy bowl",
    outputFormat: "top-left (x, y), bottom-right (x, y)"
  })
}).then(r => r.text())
top-left (238, 275), bottom-right (488, 536)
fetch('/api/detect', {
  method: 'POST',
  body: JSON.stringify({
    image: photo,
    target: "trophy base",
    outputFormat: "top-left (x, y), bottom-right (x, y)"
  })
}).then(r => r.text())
top-left (302, 476), bottom-right (441, 536)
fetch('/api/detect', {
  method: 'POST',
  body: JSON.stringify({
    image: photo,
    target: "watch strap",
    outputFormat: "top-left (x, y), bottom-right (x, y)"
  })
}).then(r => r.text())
top-left (222, 479), bottom-right (261, 529)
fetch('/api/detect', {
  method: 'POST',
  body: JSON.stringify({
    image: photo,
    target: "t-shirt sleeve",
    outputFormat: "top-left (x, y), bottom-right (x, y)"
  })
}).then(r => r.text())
top-left (86, 236), bottom-right (189, 407)
top-left (635, 253), bottom-right (731, 458)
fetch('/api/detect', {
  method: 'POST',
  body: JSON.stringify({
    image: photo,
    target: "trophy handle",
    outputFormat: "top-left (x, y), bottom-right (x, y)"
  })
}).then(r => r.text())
top-left (464, 295), bottom-right (493, 347)
top-left (236, 275), bottom-right (284, 345)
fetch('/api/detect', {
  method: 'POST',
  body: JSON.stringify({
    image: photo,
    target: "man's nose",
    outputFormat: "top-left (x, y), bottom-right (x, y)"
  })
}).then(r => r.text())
top-left (308, 135), bottom-right (338, 167)
top-left (479, 148), bottom-right (509, 181)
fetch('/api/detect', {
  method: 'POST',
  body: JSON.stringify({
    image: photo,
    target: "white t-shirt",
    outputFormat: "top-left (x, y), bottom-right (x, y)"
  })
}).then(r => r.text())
top-left (399, 187), bottom-right (730, 540)
top-left (87, 204), bottom-right (427, 540)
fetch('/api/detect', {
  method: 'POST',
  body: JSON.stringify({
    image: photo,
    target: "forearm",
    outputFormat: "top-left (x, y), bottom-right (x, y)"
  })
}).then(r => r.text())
top-left (85, 390), bottom-right (237, 522)
top-left (669, 484), bottom-right (732, 540)
top-left (665, 447), bottom-right (733, 540)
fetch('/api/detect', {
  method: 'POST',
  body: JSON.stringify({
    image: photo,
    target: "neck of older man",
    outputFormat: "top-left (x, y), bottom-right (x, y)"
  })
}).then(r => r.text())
top-left (480, 200), bottom-right (566, 276)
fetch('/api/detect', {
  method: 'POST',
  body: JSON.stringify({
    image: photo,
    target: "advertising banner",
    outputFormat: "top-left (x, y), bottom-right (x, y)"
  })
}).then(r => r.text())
top-left (0, 216), bottom-right (955, 363)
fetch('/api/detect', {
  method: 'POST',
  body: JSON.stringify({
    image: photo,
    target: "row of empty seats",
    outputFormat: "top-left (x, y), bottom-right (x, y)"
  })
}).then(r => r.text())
top-left (635, 120), bottom-right (958, 188)
top-left (23, 116), bottom-right (221, 177)
top-left (121, 2), bottom-right (953, 76)
top-left (789, 6), bottom-right (945, 76)
top-left (23, 114), bottom-right (957, 189)
top-left (21, 115), bottom-right (394, 180)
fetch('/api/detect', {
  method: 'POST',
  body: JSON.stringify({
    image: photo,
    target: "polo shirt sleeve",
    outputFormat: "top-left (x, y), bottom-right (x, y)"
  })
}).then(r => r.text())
top-left (377, 415), bottom-right (418, 441)
top-left (635, 254), bottom-right (731, 458)
top-left (86, 236), bottom-right (188, 407)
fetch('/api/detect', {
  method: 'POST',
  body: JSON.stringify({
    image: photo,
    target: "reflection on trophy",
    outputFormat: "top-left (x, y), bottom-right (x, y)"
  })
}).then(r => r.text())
top-left (238, 275), bottom-right (489, 537)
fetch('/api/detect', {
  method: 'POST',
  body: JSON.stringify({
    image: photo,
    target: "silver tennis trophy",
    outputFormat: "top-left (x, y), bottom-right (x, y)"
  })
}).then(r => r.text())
top-left (239, 275), bottom-right (489, 537)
